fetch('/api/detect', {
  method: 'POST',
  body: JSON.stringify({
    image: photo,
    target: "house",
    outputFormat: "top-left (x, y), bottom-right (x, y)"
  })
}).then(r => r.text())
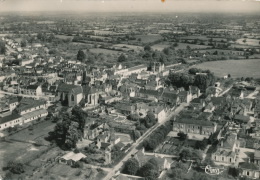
top-left (206, 86), bottom-right (222, 97)
top-left (59, 152), bottom-right (86, 166)
top-left (57, 83), bottom-right (83, 107)
top-left (239, 162), bottom-right (260, 179)
top-left (22, 109), bottom-right (48, 124)
top-left (0, 114), bottom-right (22, 131)
top-left (178, 90), bottom-right (192, 103)
top-left (253, 150), bottom-right (260, 165)
top-left (19, 84), bottom-right (43, 96)
top-left (149, 106), bottom-right (167, 123)
top-left (190, 98), bottom-right (205, 109)
top-left (212, 133), bottom-right (239, 164)
top-left (84, 122), bottom-right (110, 140)
top-left (134, 149), bottom-right (173, 176)
top-left (15, 98), bottom-right (47, 115)
top-left (160, 92), bottom-right (180, 107)
top-left (115, 102), bottom-right (135, 115)
top-left (173, 118), bottom-right (217, 137)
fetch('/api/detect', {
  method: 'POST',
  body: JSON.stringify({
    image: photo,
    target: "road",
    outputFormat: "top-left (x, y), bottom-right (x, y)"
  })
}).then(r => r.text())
top-left (103, 103), bottom-right (188, 180)
top-left (246, 90), bottom-right (259, 99)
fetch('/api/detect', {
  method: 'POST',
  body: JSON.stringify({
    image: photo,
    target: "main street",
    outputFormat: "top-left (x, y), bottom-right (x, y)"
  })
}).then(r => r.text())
top-left (103, 103), bottom-right (188, 180)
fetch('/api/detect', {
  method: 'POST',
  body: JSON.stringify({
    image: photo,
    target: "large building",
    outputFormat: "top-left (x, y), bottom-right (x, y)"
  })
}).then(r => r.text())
top-left (173, 118), bottom-right (217, 137)
top-left (57, 83), bottom-right (83, 107)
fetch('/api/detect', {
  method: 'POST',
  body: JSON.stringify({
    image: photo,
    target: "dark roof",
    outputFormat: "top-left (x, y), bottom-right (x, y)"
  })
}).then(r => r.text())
top-left (16, 99), bottom-right (46, 112)
top-left (57, 83), bottom-right (83, 94)
top-left (26, 84), bottom-right (40, 90)
top-left (239, 162), bottom-right (259, 170)
top-left (174, 118), bottom-right (215, 126)
top-left (0, 114), bottom-right (21, 124)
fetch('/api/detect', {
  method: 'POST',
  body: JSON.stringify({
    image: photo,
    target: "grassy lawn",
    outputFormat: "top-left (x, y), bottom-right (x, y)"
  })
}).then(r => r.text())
top-left (194, 59), bottom-right (260, 78)
top-left (8, 120), bottom-right (56, 144)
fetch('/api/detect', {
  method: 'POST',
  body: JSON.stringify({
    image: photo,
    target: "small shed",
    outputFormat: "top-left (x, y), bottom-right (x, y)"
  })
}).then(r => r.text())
top-left (59, 152), bottom-right (86, 166)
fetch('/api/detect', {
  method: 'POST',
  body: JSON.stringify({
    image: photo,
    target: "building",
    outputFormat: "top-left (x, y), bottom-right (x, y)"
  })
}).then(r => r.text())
top-left (212, 133), bottom-right (239, 164)
top-left (57, 83), bottom-right (83, 107)
top-left (0, 114), bottom-right (22, 131)
top-left (173, 118), bottom-right (217, 137)
top-left (19, 85), bottom-right (43, 96)
top-left (239, 162), bottom-right (260, 179)
top-left (15, 99), bottom-right (47, 115)
top-left (59, 152), bottom-right (86, 166)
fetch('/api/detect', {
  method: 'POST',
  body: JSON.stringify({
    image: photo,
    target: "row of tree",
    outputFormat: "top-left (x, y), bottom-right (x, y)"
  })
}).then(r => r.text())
top-left (142, 121), bottom-right (172, 151)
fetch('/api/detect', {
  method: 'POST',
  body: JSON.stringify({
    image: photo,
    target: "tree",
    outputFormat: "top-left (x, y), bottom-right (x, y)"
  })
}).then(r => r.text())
top-left (123, 158), bottom-right (139, 175)
top-left (228, 167), bottom-right (240, 177)
top-left (65, 121), bottom-right (79, 149)
top-left (5, 161), bottom-right (25, 174)
top-left (243, 39), bottom-right (247, 44)
top-left (138, 160), bottom-right (159, 179)
top-left (20, 39), bottom-right (27, 47)
top-left (0, 40), bottom-right (6, 54)
top-left (177, 132), bottom-right (188, 141)
top-left (144, 44), bottom-right (152, 51)
top-left (179, 148), bottom-right (192, 161)
top-left (169, 168), bottom-right (185, 180)
top-left (118, 54), bottom-right (127, 62)
top-left (191, 171), bottom-right (209, 180)
top-left (77, 50), bottom-right (86, 61)
top-left (195, 139), bottom-right (208, 150)
top-left (71, 106), bottom-right (87, 133)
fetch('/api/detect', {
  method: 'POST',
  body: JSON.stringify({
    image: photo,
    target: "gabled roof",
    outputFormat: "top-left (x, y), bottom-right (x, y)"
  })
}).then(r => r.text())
top-left (239, 162), bottom-right (260, 170)
top-left (0, 114), bottom-right (21, 124)
top-left (57, 83), bottom-right (83, 94)
top-left (174, 118), bottom-right (215, 126)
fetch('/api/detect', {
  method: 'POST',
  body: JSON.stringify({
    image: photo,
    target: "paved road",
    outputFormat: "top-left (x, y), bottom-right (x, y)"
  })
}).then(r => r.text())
top-left (103, 103), bottom-right (188, 180)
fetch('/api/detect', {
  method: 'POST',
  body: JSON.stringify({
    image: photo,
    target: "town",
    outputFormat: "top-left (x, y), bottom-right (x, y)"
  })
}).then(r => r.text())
top-left (0, 9), bottom-right (260, 180)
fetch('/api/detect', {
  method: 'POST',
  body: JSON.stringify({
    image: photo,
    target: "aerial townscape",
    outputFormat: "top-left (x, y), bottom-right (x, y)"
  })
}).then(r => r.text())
top-left (0, 1), bottom-right (260, 180)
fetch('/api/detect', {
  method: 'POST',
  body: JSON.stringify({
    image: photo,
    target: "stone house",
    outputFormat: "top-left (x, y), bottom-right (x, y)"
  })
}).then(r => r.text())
top-left (212, 133), bottom-right (239, 164)
top-left (173, 118), bottom-right (217, 137)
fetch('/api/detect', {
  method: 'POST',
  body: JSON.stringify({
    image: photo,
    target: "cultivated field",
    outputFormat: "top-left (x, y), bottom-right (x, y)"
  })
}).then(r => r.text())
top-left (55, 35), bottom-right (73, 40)
top-left (112, 44), bottom-right (143, 52)
top-left (131, 34), bottom-right (163, 44)
top-left (175, 43), bottom-right (211, 50)
top-left (236, 38), bottom-right (260, 46)
top-left (89, 48), bottom-right (120, 55)
top-left (194, 59), bottom-right (260, 78)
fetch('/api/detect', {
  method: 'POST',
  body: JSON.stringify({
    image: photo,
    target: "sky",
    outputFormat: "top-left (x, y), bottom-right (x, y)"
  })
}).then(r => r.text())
top-left (0, 0), bottom-right (260, 13)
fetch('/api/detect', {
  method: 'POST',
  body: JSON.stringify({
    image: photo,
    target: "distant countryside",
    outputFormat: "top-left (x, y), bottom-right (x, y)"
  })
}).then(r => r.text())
top-left (194, 59), bottom-right (260, 78)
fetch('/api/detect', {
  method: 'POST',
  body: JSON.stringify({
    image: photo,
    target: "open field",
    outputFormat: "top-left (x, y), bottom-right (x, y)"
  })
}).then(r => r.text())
top-left (112, 44), bottom-right (143, 52)
top-left (194, 59), bottom-right (260, 78)
top-left (131, 34), bottom-right (163, 44)
top-left (55, 35), bottom-right (73, 40)
top-left (175, 43), bottom-right (211, 50)
top-left (152, 42), bottom-right (211, 51)
top-left (236, 38), bottom-right (260, 46)
top-left (0, 120), bottom-right (55, 175)
top-left (89, 48), bottom-right (120, 55)
top-left (152, 42), bottom-right (171, 51)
